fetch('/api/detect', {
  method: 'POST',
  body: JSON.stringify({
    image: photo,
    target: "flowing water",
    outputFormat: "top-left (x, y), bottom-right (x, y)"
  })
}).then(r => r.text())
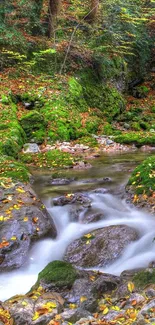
top-left (0, 151), bottom-right (155, 301)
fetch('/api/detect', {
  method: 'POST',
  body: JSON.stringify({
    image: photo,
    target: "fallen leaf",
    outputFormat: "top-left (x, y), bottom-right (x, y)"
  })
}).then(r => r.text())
top-left (103, 307), bottom-right (109, 315)
top-left (131, 300), bottom-right (137, 306)
top-left (10, 236), bottom-right (17, 241)
top-left (21, 301), bottom-right (28, 306)
top-left (80, 296), bottom-right (87, 303)
top-left (32, 217), bottom-right (38, 224)
top-left (69, 303), bottom-right (77, 309)
top-left (127, 282), bottom-right (135, 293)
top-left (23, 217), bottom-right (28, 222)
top-left (16, 188), bottom-right (25, 193)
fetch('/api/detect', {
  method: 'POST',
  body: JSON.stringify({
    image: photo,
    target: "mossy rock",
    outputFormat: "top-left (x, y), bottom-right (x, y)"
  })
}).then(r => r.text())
top-left (20, 110), bottom-right (47, 143)
top-left (19, 149), bottom-right (75, 168)
top-left (132, 85), bottom-right (149, 99)
top-left (68, 77), bottom-right (88, 112)
top-left (79, 70), bottom-right (125, 120)
top-left (0, 100), bottom-right (26, 158)
top-left (0, 155), bottom-right (30, 182)
top-left (133, 269), bottom-right (155, 288)
top-left (127, 155), bottom-right (155, 196)
top-left (114, 132), bottom-right (155, 146)
top-left (36, 260), bottom-right (77, 289)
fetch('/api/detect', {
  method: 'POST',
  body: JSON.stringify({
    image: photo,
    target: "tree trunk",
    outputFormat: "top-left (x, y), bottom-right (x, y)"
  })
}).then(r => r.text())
top-left (48, 0), bottom-right (61, 38)
top-left (86, 0), bottom-right (99, 24)
top-left (0, 0), bottom-right (6, 24)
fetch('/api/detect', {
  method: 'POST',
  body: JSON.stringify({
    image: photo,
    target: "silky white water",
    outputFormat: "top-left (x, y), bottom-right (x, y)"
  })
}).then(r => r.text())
top-left (0, 192), bottom-right (155, 301)
top-left (0, 152), bottom-right (154, 301)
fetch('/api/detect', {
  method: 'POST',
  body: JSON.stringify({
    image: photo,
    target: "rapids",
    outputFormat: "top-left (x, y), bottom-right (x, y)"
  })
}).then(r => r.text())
top-left (0, 151), bottom-right (154, 301)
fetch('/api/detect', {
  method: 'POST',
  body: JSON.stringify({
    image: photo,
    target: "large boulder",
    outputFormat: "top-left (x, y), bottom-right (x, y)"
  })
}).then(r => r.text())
top-left (3, 291), bottom-right (64, 325)
top-left (0, 182), bottom-right (56, 271)
top-left (30, 260), bottom-right (120, 313)
top-left (64, 225), bottom-right (138, 267)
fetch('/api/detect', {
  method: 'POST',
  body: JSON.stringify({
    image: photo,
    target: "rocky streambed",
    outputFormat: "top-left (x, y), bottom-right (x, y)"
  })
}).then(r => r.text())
top-left (0, 152), bottom-right (155, 325)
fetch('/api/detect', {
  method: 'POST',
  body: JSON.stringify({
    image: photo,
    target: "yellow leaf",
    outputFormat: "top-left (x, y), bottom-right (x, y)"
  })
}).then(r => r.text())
top-left (111, 306), bottom-right (120, 311)
top-left (103, 307), bottom-right (109, 315)
top-left (84, 233), bottom-right (92, 239)
top-left (0, 216), bottom-right (4, 221)
top-left (89, 275), bottom-right (96, 281)
top-left (10, 236), bottom-right (17, 241)
top-left (45, 302), bottom-right (57, 309)
top-left (127, 282), bottom-right (135, 293)
top-left (32, 312), bottom-right (39, 321)
top-left (23, 217), bottom-right (28, 222)
top-left (66, 193), bottom-right (73, 198)
top-left (22, 301), bottom-right (28, 306)
top-left (86, 240), bottom-right (90, 244)
top-left (16, 188), bottom-right (25, 193)
top-left (80, 296), bottom-right (87, 303)
top-left (69, 304), bottom-right (77, 309)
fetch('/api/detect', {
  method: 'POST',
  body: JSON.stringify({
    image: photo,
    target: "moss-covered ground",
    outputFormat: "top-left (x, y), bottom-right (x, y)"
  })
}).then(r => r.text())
top-left (126, 156), bottom-right (155, 210)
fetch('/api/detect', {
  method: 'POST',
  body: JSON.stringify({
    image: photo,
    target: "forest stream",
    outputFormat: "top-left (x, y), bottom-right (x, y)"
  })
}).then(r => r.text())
top-left (0, 151), bottom-right (155, 302)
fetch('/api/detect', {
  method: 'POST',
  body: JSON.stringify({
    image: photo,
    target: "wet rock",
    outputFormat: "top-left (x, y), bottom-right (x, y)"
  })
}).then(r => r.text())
top-left (82, 212), bottom-right (104, 224)
top-left (0, 183), bottom-right (56, 271)
top-left (91, 187), bottom-right (108, 194)
top-left (75, 316), bottom-right (95, 324)
top-left (33, 262), bottom-right (120, 313)
top-left (106, 139), bottom-right (114, 145)
top-left (145, 288), bottom-right (155, 298)
top-left (23, 143), bottom-right (40, 153)
top-left (73, 161), bottom-right (92, 169)
top-left (64, 225), bottom-right (138, 267)
top-left (4, 292), bottom-right (63, 325)
top-left (65, 270), bottom-right (119, 312)
top-left (24, 102), bottom-right (34, 109)
top-left (128, 293), bottom-right (145, 305)
top-left (61, 308), bottom-right (91, 323)
top-left (139, 299), bottom-right (155, 315)
top-left (80, 177), bottom-right (112, 185)
top-left (53, 193), bottom-right (91, 207)
top-left (47, 178), bottom-right (75, 186)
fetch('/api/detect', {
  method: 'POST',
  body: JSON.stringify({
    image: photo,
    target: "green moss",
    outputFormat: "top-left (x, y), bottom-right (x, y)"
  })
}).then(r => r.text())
top-left (0, 155), bottom-right (29, 182)
top-left (19, 149), bottom-right (75, 168)
top-left (114, 132), bottom-right (155, 146)
top-left (37, 260), bottom-right (77, 288)
top-left (20, 110), bottom-right (47, 143)
top-left (131, 122), bottom-right (141, 131)
top-left (0, 100), bottom-right (26, 158)
top-left (85, 116), bottom-right (101, 133)
top-left (79, 70), bottom-right (125, 120)
top-left (134, 85), bottom-right (149, 98)
top-left (127, 155), bottom-right (155, 195)
top-left (76, 135), bottom-right (98, 147)
top-left (133, 269), bottom-right (155, 288)
top-left (68, 77), bottom-right (88, 112)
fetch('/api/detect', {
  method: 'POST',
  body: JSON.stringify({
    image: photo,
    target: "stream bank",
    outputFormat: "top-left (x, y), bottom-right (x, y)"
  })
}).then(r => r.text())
top-left (0, 151), bottom-right (155, 325)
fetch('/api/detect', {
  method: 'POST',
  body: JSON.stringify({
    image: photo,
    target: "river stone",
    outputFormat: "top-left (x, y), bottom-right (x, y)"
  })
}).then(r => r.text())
top-left (47, 178), bottom-right (75, 186)
top-left (23, 143), bottom-right (40, 153)
top-left (0, 182), bottom-right (56, 271)
top-left (61, 308), bottom-right (91, 323)
top-left (53, 193), bottom-right (91, 207)
top-left (64, 225), bottom-right (138, 267)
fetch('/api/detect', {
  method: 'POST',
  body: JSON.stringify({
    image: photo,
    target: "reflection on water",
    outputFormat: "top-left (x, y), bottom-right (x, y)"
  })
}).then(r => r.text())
top-left (0, 151), bottom-right (154, 301)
